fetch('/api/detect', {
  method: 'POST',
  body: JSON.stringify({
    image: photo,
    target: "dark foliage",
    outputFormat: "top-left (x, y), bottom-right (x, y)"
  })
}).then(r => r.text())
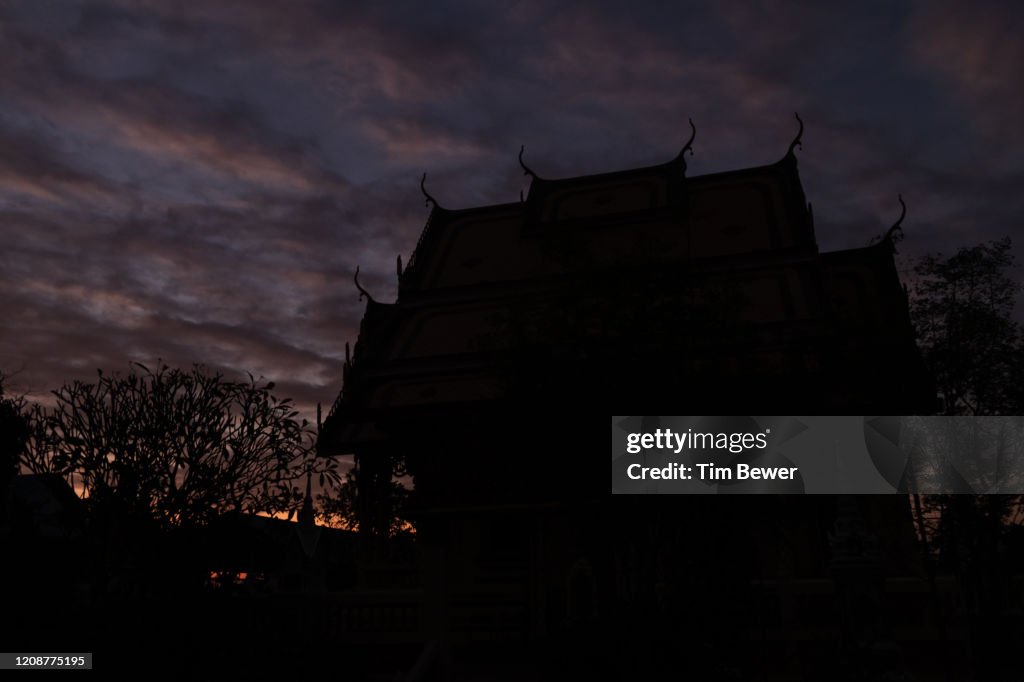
top-left (910, 237), bottom-right (1023, 415)
top-left (20, 363), bottom-right (340, 529)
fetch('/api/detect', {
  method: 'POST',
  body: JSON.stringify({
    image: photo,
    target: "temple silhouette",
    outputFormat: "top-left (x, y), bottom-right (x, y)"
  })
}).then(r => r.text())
top-left (317, 116), bottom-right (960, 679)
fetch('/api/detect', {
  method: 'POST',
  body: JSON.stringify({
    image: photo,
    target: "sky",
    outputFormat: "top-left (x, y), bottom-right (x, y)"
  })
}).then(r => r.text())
top-left (1, 0), bottom-right (1022, 419)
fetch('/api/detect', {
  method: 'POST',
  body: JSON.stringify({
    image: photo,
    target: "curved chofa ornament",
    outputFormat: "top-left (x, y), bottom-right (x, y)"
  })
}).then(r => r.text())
top-left (420, 172), bottom-right (441, 209)
top-left (883, 194), bottom-right (907, 246)
top-left (354, 265), bottom-right (376, 304)
top-left (518, 145), bottom-right (538, 180)
top-left (674, 118), bottom-right (697, 169)
top-left (786, 112), bottom-right (804, 158)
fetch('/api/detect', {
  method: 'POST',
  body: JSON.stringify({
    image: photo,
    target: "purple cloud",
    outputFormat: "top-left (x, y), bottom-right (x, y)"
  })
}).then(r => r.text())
top-left (1, 0), bottom-right (1021, 423)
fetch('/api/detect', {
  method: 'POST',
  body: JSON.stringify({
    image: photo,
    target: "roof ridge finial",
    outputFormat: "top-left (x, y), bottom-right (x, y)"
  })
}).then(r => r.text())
top-left (869, 195), bottom-right (907, 249)
top-left (673, 118), bottom-right (697, 174)
top-left (681, 117), bottom-right (696, 158)
top-left (884, 194), bottom-right (907, 244)
top-left (420, 172), bottom-right (440, 209)
top-left (787, 112), bottom-right (804, 157)
top-left (519, 145), bottom-right (538, 180)
top-left (354, 265), bottom-right (376, 303)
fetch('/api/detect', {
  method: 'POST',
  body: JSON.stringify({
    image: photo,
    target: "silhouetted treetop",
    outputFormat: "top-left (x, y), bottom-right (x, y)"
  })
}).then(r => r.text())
top-left (22, 363), bottom-right (338, 529)
top-left (911, 237), bottom-right (1023, 415)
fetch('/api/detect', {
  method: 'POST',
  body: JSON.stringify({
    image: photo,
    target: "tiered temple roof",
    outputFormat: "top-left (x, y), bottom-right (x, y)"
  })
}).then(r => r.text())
top-left (320, 116), bottom-right (932, 455)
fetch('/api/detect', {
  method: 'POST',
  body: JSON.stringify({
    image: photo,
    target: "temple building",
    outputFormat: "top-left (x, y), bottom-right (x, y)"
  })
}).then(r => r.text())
top-left (317, 117), bottom-right (946, 679)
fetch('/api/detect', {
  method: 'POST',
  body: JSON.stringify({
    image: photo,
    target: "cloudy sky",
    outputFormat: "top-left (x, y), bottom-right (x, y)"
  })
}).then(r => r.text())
top-left (2, 0), bottom-right (1022, 418)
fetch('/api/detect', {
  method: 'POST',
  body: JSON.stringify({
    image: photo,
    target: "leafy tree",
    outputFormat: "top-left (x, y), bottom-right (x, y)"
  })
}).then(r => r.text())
top-left (910, 237), bottom-right (1023, 415)
top-left (22, 363), bottom-right (340, 530)
top-left (317, 467), bottom-right (411, 536)
top-left (908, 239), bottom-right (1024, 675)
